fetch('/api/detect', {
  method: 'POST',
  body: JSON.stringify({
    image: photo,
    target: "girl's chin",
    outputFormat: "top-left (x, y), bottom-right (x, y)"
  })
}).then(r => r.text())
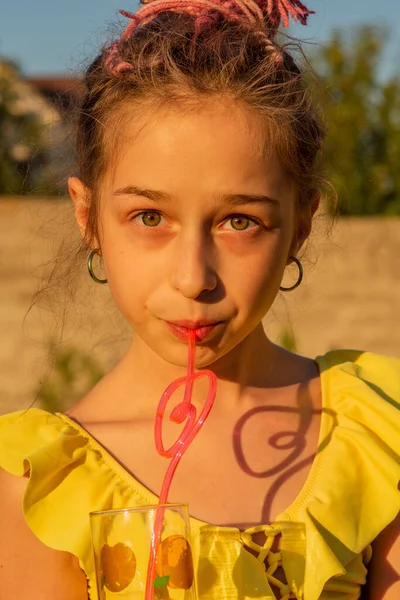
top-left (132, 323), bottom-right (237, 369)
top-left (164, 343), bottom-right (219, 369)
top-left (137, 334), bottom-right (221, 370)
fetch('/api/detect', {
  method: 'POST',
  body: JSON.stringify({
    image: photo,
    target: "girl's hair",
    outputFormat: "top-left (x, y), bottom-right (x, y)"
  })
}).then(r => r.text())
top-left (76, 0), bottom-right (326, 248)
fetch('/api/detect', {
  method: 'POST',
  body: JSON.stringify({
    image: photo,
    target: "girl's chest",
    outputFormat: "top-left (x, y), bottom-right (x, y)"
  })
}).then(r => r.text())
top-left (86, 408), bottom-right (322, 528)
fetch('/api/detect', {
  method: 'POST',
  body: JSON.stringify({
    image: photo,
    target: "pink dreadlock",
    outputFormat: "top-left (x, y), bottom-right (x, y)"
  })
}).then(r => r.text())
top-left (105, 0), bottom-right (314, 73)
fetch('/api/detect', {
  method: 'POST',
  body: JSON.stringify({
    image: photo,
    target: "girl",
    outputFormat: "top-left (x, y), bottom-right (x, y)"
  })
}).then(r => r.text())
top-left (0, 1), bottom-right (399, 599)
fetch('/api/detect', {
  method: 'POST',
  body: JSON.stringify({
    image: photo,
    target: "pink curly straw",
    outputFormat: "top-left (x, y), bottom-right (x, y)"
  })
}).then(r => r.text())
top-left (144, 329), bottom-right (217, 600)
top-left (105, 0), bottom-right (314, 72)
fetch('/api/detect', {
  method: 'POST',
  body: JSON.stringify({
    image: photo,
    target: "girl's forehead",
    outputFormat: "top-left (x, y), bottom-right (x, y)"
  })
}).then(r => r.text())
top-left (107, 101), bottom-right (286, 192)
top-left (119, 99), bottom-right (266, 153)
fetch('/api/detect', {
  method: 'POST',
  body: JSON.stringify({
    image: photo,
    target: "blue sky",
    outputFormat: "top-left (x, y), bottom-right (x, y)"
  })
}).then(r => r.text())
top-left (1, 0), bottom-right (399, 76)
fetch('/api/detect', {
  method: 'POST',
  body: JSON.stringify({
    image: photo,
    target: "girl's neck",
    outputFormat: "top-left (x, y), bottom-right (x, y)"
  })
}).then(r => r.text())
top-left (126, 322), bottom-right (278, 386)
top-left (73, 324), bottom-right (319, 424)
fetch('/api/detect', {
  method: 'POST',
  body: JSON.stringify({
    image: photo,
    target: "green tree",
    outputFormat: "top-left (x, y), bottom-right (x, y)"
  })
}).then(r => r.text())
top-left (314, 26), bottom-right (400, 215)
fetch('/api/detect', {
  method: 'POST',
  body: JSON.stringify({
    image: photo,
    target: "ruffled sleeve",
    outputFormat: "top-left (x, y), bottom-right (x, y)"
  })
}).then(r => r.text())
top-left (298, 350), bottom-right (400, 599)
top-left (0, 408), bottom-right (157, 598)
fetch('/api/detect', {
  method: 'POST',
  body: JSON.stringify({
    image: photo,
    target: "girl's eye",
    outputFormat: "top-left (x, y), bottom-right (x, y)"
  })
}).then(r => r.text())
top-left (132, 211), bottom-right (163, 227)
top-left (223, 215), bottom-right (258, 231)
top-left (141, 211), bottom-right (161, 227)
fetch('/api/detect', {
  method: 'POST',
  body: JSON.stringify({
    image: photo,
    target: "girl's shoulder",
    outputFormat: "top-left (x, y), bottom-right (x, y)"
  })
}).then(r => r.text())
top-left (318, 348), bottom-right (400, 393)
top-left (0, 408), bottom-right (69, 476)
top-left (0, 407), bottom-right (144, 497)
top-left (317, 348), bottom-right (400, 414)
top-left (315, 348), bottom-right (400, 458)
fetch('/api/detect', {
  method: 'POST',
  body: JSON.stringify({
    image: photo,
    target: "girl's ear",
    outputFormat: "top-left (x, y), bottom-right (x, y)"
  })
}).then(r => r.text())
top-left (68, 177), bottom-right (90, 241)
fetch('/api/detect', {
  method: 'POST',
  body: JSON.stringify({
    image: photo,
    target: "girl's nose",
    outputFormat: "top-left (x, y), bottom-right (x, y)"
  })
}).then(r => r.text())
top-left (169, 232), bottom-right (218, 299)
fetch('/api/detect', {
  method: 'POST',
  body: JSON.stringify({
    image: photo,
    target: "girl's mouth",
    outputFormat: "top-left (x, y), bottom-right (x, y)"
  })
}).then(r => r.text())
top-left (165, 321), bottom-right (223, 342)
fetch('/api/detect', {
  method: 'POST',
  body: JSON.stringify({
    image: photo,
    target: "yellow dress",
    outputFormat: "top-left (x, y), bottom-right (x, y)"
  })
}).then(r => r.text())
top-left (1, 350), bottom-right (400, 600)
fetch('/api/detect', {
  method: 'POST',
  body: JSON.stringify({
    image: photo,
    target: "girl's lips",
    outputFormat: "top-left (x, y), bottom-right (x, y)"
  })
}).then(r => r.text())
top-left (165, 321), bottom-right (222, 342)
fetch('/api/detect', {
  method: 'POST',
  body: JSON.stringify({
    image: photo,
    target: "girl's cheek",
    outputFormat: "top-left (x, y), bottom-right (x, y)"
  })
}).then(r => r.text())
top-left (216, 229), bottom-right (281, 257)
top-left (112, 222), bottom-right (173, 251)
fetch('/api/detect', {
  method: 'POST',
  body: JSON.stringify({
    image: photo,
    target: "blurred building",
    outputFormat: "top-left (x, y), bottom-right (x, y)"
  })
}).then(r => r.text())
top-left (0, 60), bottom-right (82, 195)
top-left (26, 76), bottom-right (82, 117)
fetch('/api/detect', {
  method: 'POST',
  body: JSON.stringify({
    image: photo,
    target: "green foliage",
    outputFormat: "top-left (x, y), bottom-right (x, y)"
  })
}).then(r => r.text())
top-left (314, 25), bottom-right (400, 215)
top-left (37, 342), bottom-right (105, 413)
top-left (279, 326), bottom-right (297, 353)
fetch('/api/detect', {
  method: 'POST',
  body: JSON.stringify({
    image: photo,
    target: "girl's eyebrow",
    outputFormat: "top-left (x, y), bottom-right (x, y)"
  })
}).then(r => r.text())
top-left (113, 185), bottom-right (168, 203)
top-left (113, 185), bottom-right (280, 206)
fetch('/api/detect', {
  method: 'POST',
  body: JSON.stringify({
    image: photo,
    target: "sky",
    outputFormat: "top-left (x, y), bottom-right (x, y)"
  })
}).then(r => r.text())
top-left (1, 0), bottom-right (399, 76)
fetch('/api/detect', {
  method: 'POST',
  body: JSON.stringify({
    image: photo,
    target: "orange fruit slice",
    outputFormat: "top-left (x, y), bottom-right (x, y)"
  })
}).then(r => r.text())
top-left (156, 534), bottom-right (194, 590)
top-left (100, 542), bottom-right (137, 593)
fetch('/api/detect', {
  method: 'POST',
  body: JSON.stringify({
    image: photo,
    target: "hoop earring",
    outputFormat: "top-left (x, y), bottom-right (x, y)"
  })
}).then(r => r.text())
top-left (87, 249), bottom-right (108, 285)
top-left (280, 256), bottom-right (303, 292)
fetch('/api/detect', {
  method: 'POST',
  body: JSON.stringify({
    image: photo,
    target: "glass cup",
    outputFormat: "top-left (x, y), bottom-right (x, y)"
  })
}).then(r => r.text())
top-left (90, 503), bottom-right (197, 600)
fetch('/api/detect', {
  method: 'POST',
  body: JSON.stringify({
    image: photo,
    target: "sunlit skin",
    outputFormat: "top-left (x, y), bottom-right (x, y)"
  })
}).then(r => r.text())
top-left (70, 100), bottom-right (316, 399)
top-left (67, 97), bottom-right (325, 537)
top-left (68, 99), bottom-right (323, 531)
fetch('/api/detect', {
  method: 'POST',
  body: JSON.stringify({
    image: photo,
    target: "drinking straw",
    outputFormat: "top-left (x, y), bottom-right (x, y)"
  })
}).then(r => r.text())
top-left (145, 329), bottom-right (218, 599)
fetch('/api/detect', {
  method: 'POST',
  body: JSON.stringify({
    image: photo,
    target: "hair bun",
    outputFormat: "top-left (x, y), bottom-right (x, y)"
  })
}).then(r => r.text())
top-left (117, 0), bottom-right (314, 41)
top-left (260, 0), bottom-right (314, 29)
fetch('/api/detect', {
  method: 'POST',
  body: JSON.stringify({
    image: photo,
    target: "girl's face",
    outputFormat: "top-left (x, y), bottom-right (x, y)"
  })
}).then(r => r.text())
top-left (72, 101), bottom-right (298, 368)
